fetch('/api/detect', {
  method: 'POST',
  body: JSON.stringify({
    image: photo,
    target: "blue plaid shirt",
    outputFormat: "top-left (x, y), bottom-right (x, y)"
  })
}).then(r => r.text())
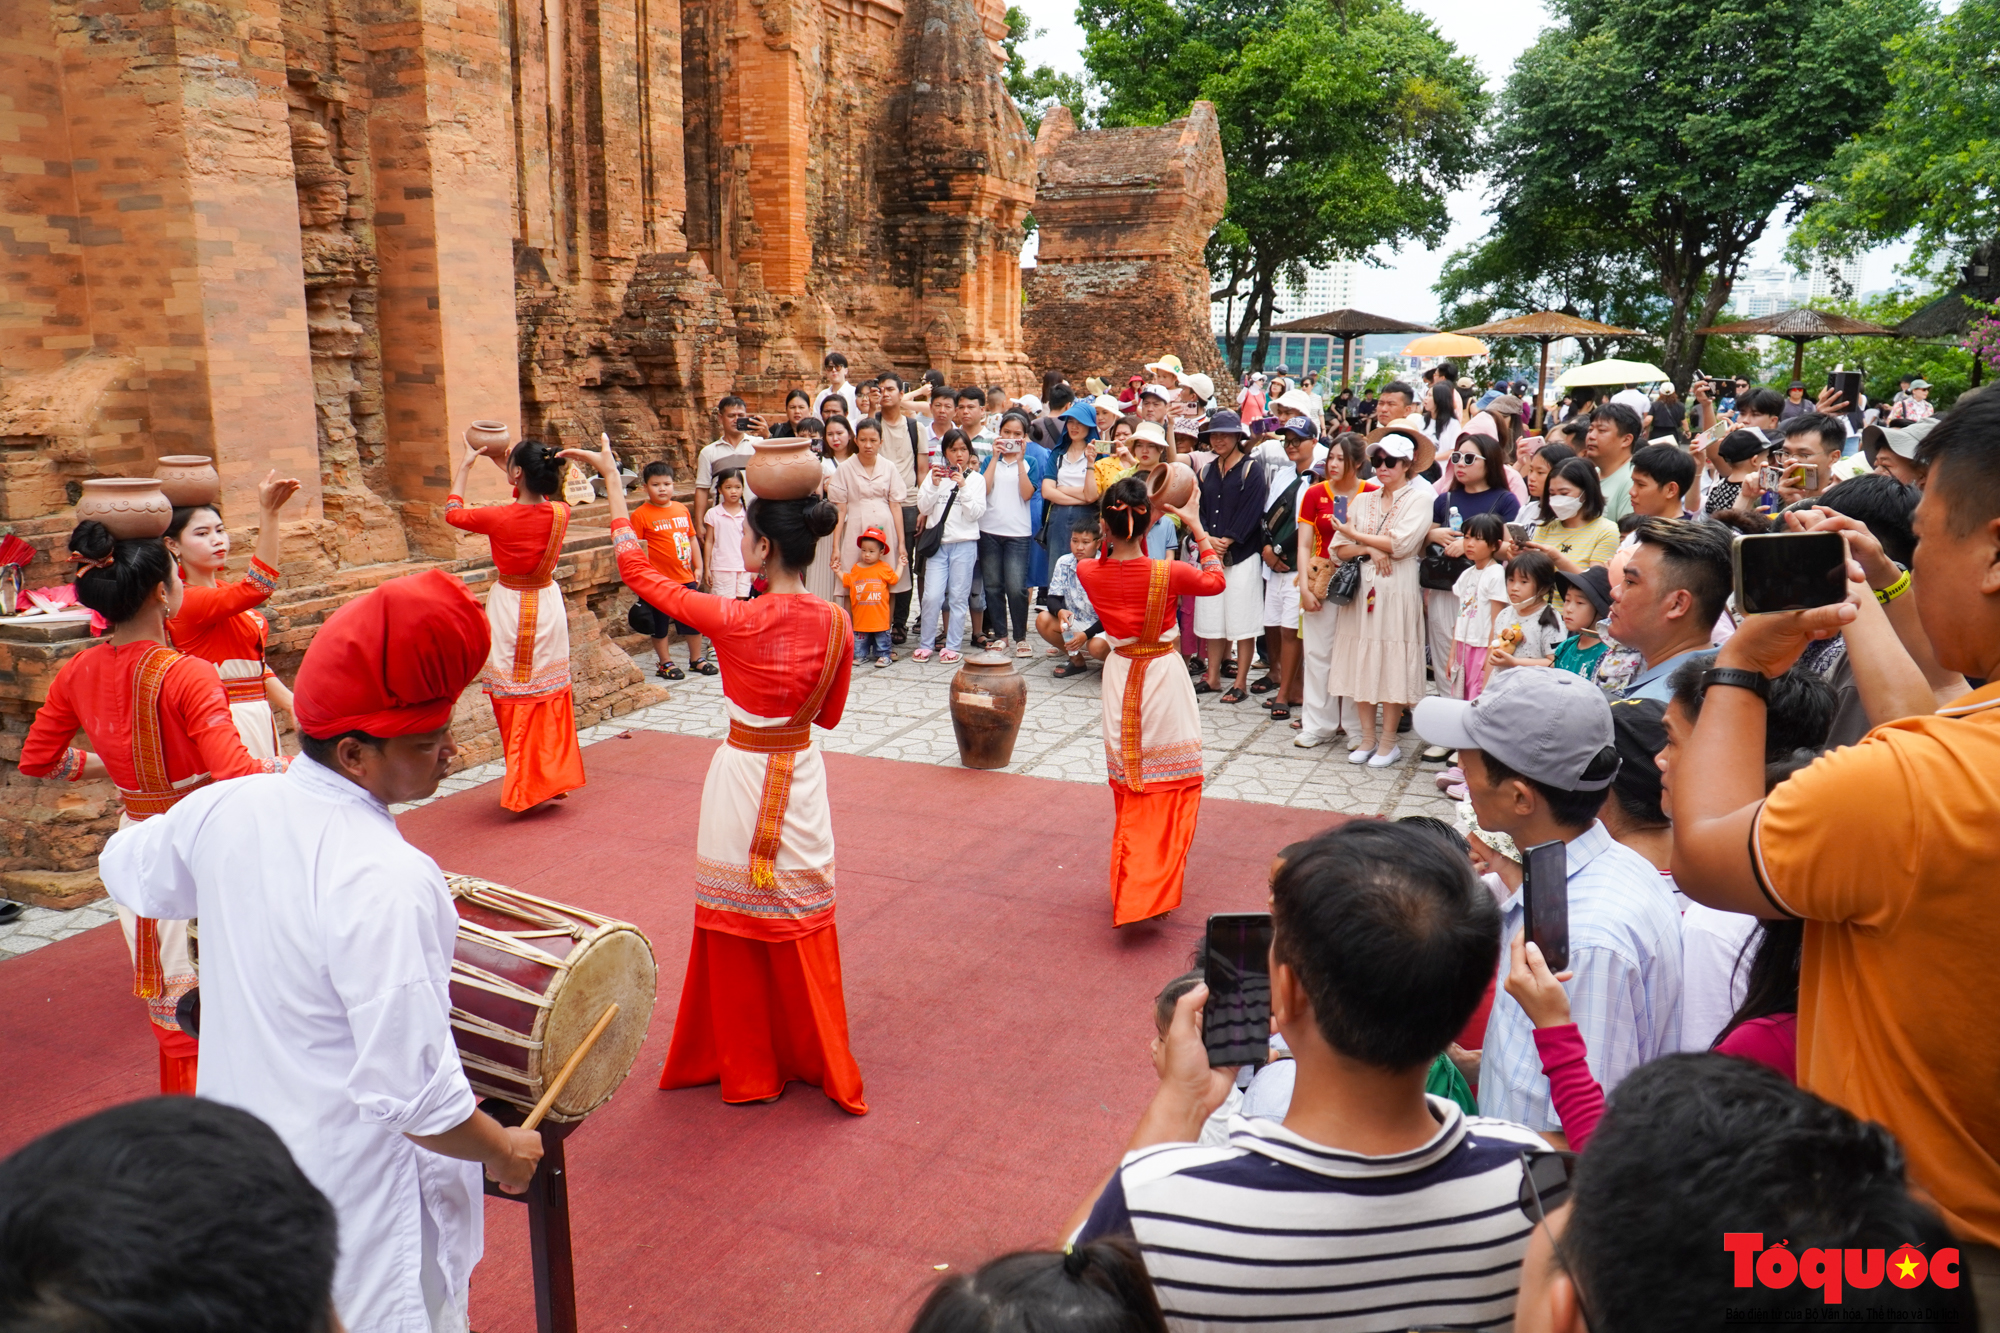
top-left (1477, 821), bottom-right (1684, 1133)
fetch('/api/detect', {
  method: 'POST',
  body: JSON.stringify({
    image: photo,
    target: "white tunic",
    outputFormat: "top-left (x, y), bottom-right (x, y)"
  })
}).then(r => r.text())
top-left (101, 755), bottom-right (481, 1333)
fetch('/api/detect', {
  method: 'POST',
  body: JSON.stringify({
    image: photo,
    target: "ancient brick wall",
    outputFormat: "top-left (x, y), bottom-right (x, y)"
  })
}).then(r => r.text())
top-left (1021, 104), bottom-right (1228, 388)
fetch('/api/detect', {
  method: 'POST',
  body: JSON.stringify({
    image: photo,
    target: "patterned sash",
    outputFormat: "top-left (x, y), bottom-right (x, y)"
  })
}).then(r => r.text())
top-left (743, 605), bottom-right (848, 891)
top-left (1111, 560), bottom-right (1177, 794)
top-left (503, 502), bottom-right (570, 683)
top-left (120, 645), bottom-right (210, 1002)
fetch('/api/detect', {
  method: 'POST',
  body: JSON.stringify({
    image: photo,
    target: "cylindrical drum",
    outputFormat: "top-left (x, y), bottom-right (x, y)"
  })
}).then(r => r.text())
top-left (445, 875), bottom-right (658, 1123)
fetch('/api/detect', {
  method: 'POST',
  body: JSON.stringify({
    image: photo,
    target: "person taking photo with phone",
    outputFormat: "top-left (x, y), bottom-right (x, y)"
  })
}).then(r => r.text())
top-left (1064, 822), bottom-right (1542, 1331)
top-left (1774, 412), bottom-right (1845, 507)
top-left (696, 394), bottom-right (763, 529)
top-left (1670, 391), bottom-right (2000, 1312)
top-left (1413, 667), bottom-right (1684, 1143)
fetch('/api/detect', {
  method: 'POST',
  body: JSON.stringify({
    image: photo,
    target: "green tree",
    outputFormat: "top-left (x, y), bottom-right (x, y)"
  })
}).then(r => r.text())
top-left (1434, 218), bottom-right (1668, 368)
top-left (1003, 7), bottom-right (1089, 137)
top-left (1479, 0), bottom-right (1921, 390)
top-left (1794, 289), bottom-right (1975, 408)
top-left (1792, 0), bottom-right (1999, 271)
top-left (1078, 0), bottom-right (1487, 374)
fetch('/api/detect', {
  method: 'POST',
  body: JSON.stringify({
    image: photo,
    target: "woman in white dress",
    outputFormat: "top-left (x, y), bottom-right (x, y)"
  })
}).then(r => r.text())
top-left (828, 417), bottom-right (908, 600)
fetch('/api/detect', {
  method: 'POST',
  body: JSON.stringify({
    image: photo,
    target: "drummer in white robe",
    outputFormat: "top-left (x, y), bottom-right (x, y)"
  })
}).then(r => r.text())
top-left (101, 569), bottom-right (542, 1333)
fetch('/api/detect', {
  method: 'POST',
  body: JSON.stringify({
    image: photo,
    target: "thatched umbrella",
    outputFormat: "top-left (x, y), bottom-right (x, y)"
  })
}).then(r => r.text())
top-left (1696, 307), bottom-right (1897, 384)
top-left (1269, 308), bottom-right (1437, 389)
top-left (1453, 311), bottom-right (1644, 428)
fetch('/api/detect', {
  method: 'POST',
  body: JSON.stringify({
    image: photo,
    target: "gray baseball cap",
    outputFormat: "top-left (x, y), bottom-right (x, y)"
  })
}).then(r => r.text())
top-left (1413, 667), bottom-right (1620, 791)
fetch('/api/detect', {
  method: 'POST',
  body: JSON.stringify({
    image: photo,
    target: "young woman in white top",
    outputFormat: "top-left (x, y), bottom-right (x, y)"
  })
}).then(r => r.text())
top-left (914, 430), bottom-right (988, 663)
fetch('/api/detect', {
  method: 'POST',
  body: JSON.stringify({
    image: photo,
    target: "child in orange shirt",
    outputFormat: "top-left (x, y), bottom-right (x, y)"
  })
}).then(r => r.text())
top-left (630, 461), bottom-right (712, 679)
top-left (840, 528), bottom-right (902, 669)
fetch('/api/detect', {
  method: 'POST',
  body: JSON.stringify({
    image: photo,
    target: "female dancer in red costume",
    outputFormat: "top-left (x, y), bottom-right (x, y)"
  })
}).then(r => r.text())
top-left (568, 438), bottom-right (867, 1113)
top-left (1075, 477), bottom-right (1226, 926)
top-left (20, 521), bottom-right (274, 1092)
top-left (163, 471), bottom-right (302, 760)
top-left (445, 439), bottom-right (587, 811)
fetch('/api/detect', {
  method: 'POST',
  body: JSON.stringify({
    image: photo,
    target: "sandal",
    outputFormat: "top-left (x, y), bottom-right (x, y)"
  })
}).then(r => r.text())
top-left (1015, 642), bottom-right (1033, 657)
top-left (1221, 686), bottom-right (1249, 704)
top-left (940, 649), bottom-right (962, 663)
top-left (693, 659), bottom-right (719, 676)
top-left (655, 663), bottom-right (684, 681)
top-left (1249, 676), bottom-right (1278, 695)
top-left (1053, 657), bottom-right (1088, 678)
top-left (1192, 679), bottom-right (1219, 695)
top-left (892, 629), bottom-right (908, 645)
top-left (913, 647), bottom-right (933, 662)
top-left (1269, 704), bottom-right (1291, 720)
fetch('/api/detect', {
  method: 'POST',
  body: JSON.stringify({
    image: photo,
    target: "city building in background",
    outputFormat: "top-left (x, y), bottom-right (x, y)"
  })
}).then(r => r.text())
top-left (1211, 260), bottom-right (1359, 376)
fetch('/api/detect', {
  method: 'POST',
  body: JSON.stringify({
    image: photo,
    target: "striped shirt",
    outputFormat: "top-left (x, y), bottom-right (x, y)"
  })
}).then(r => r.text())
top-left (1076, 1099), bottom-right (1546, 1331)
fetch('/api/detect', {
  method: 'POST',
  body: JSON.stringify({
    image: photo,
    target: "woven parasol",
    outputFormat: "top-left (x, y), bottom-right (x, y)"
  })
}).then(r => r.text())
top-left (1403, 332), bottom-right (1489, 358)
top-left (1453, 312), bottom-right (1645, 427)
top-left (1270, 308), bottom-right (1437, 388)
top-left (1696, 308), bottom-right (1896, 383)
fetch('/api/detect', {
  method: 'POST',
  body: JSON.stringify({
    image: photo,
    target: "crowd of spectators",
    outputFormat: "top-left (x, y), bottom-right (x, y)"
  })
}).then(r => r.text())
top-left (4, 363), bottom-right (1995, 1333)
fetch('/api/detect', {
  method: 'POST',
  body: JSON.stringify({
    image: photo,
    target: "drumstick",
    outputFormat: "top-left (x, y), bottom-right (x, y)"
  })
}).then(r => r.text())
top-left (521, 1002), bottom-right (620, 1131)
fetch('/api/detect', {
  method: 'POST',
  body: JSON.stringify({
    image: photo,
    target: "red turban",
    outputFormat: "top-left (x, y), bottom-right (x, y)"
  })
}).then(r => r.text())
top-left (294, 569), bottom-right (490, 739)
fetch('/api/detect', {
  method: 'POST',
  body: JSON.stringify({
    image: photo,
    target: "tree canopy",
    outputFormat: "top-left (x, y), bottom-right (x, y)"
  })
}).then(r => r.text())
top-left (1434, 215), bottom-right (1668, 367)
top-left (1002, 6), bottom-right (1088, 137)
top-left (1474, 0), bottom-right (1922, 389)
top-left (1077, 0), bottom-right (1487, 374)
top-left (1791, 0), bottom-right (2000, 273)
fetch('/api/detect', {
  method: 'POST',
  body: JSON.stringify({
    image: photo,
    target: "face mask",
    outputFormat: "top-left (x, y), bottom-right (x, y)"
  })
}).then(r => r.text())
top-left (1547, 494), bottom-right (1584, 520)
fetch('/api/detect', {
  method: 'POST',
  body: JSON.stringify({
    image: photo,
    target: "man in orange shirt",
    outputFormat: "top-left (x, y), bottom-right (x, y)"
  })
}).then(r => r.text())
top-left (1672, 389), bottom-right (2000, 1328)
top-left (841, 527), bottom-right (901, 668)
top-left (631, 461), bottom-right (710, 680)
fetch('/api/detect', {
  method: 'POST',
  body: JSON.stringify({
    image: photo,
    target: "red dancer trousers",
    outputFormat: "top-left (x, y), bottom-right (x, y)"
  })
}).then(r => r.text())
top-left (154, 1020), bottom-right (198, 1095)
top-left (1108, 779), bottom-right (1202, 926)
top-left (490, 693), bottom-right (586, 812)
top-left (661, 923), bottom-right (867, 1114)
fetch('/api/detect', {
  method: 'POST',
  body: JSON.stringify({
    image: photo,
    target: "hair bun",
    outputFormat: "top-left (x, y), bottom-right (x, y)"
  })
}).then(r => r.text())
top-left (805, 498), bottom-right (838, 539)
top-left (69, 520), bottom-right (116, 562)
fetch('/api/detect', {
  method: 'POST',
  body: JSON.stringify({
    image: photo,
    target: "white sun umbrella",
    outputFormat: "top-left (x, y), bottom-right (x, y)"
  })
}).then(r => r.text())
top-left (1553, 357), bottom-right (1670, 390)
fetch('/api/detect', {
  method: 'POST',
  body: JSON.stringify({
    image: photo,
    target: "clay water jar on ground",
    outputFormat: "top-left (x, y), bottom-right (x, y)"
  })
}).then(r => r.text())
top-left (948, 650), bottom-right (1028, 770)
top-left (746, 438), bottom-right (823, 501)
top-left (1147, 461), bottom-right (1196, 519)
top-left (465, 420), bottom-right (512, 463)
top-left (153, 456), bottom-right (220, 508)
top-left (76, 478), bottom-right (173, 539)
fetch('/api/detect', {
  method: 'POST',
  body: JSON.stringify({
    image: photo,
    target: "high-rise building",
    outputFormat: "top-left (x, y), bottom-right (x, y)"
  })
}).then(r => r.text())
top-left (1728, 256), bottom-right (1864, 316)
top-left (1210, 260), bottom-right (1361, 376)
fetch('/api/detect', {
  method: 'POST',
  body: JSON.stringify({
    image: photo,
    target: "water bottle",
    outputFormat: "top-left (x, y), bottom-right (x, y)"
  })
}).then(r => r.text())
top-left (1448, 505), bottom-right (1463, 532)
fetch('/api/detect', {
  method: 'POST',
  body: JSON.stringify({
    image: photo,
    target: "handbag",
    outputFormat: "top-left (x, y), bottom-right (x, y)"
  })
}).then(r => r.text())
top-left (1327, 556), bottom-right (1362, 605)
top-left (912, 481), bottom-right (959, 563)
top-left (1419, 494), bottom-right (1470, 591)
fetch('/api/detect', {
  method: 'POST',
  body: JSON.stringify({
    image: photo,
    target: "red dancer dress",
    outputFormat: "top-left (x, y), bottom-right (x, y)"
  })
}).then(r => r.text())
top-left (610, 520), bottom-right (867, 1113)
top-left (168, 555), bottom-right (284, 760)
top-left (20, 642), bottom-right (270, 1092)
top-left (445, 496), bottom-right (586, 810)
top-left (1076, 545), bottom-right (1226, 925)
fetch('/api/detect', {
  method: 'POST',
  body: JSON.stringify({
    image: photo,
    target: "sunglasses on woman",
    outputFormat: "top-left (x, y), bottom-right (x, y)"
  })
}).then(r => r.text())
top-left (1450, 451), bottom-right (1483, 467)
top-left (1368, 453), bottom-right (1400, 468)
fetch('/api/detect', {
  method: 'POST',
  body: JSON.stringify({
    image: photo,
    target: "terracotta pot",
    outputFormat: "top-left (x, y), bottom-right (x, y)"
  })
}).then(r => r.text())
top-left (948, 651), bottom-right (1028, 770)
top-left (1147, 461), bottom-right (1197, 518)
top-left (154, 455), bottom-right (220, 507)
top-left (77, 477), bottom-right (172, 539)
top-left (745, 437), bottom-right (824, 501)
top-left (465, 420), bottom-right (512, 463)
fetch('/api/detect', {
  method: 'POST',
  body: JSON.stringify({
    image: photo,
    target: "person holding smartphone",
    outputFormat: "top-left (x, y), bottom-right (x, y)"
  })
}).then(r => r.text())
top-left (1413, 668), bottom-right (1683, 1142)
top-left (695, 394), bottom-right (763, 529)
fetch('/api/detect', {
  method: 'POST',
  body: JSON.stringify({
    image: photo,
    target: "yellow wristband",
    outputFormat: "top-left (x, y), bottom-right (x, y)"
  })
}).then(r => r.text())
top-left (1875, 569), bottom-right (1911, 605)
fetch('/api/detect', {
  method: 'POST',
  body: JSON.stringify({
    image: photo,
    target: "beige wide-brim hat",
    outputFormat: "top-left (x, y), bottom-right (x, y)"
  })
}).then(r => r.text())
top-left (1130, 420), bottom-right (1170, 450)
top-left (1364, 423), bottom-right (1437, 476)
top-left (1145, 354), bottom-right (1185, 377)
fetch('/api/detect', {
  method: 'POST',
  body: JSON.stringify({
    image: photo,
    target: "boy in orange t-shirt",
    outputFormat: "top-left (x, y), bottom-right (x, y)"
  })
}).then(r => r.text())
top-left (840, 528), bottom-right (902, 668)
top-left (630, 462), bottom-right (710, 679)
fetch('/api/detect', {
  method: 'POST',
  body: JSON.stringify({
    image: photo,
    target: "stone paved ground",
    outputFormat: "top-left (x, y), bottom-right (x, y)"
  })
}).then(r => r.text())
top-left (0, 647), bottom-right (1452, 963)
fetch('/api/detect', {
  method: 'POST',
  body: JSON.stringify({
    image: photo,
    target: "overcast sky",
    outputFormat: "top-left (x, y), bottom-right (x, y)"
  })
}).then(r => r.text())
top-left (1010, 0), bottom-right (1914, 320)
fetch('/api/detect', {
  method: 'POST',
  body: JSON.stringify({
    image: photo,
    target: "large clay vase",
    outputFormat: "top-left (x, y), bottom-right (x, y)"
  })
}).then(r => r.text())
top-left (948, 651), bottom-right (1028, 770)
top-left (745, 437), bottom-right (823, 501)
top-left (77, 478), bottom-right (173, 539)
top-left (465, 420), bottom-right (512, 464)
top-left (1147, 461), bottom-right (1197, 519)
top-left (154, 455), bottom-right (220, 507)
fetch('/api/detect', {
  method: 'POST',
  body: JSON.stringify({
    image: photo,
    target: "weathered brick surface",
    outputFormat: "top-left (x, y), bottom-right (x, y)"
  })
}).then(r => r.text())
top-left (0, 0), bottom-right (1044, 876)
top-left (1022, 104), bottom-right (1228, 386)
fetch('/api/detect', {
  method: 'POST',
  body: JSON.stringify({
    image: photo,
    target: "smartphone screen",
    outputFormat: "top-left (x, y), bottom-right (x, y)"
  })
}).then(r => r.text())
top-left (1505, 523), bottom-right (1531, 545)
top-left (1521, 840), bottom-right (1570, 973)
top-left (1734, 531), bottom-right (1849, 615)
top-left (1202, 912), bottom-right (1274, 1068)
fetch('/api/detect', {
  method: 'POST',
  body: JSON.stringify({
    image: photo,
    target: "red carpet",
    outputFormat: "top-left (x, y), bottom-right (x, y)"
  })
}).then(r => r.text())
top-left (0, 732), bottom-right (1349, 1332)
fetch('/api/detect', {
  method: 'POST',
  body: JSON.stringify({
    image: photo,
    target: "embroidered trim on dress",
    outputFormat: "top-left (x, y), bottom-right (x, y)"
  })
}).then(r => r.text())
top-left (53, 747), bottom-right (87, 782)
top-left (482, 663), bottom-right (574, 698)
top-left (245, 558), bottom-right (279, 596)
top-left (694, 855), bottom-right (836, 920)
top-left (1106, 737), bottom-right (1204, 787)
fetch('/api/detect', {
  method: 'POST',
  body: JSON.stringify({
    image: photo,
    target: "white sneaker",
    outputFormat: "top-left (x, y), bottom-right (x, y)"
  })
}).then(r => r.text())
top-left (1294, 731), bottom-right (1330, 749)
top-left (1367, 745), bottom-right (1403, 768)
top-left (1348, 745), bottom-right (1374, 764)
